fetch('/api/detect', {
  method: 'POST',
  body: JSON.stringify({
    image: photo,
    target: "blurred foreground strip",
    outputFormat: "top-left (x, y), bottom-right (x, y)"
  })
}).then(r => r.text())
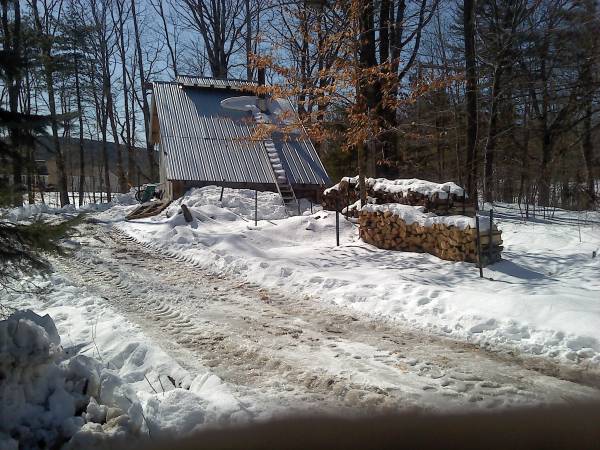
top-left (139, 403), bottom-right (600, 450)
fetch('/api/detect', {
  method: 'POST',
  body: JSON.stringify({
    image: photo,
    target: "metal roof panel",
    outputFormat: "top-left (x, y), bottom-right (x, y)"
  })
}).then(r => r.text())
top-left (152, 81), bottom-right (331, 187)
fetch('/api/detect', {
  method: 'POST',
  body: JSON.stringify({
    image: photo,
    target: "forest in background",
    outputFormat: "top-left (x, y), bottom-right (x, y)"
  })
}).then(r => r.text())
top-left (0, 0), bottom-right (598, 210)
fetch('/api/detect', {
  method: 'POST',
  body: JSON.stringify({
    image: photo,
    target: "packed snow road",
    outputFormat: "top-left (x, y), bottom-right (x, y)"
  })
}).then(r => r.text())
top-left (52, 222), bottom-right (600, 415)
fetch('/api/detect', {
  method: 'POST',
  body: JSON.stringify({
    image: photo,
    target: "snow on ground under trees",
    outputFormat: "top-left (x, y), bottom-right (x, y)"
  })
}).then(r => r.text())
top-left (118, 186), bottom-right (600, 367)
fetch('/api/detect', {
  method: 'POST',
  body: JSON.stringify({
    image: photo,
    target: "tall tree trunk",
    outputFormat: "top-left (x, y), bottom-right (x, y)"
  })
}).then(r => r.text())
top-left (245, 0), bottom-right (252, 81)
top-left (100, 41), bottom-right (126, 194)
top-left (30, 0), bottom-right (70, 206)
top-left (463, 0), bottom-right (478, 202)
top-left (74, 55), bottom-right (86, 206)
top-left (483, 64), bottom-right (502, 203)
top-left (538, 128), bottom-right (553, 207)
top-left (131, 0), bottom-right (157, 181)
top-left (47, 74), bottom-right (70, 207)
top-left (582, 102), bottom-right (595, 207)
top-left (90, 55), bottom-right (111, 202)
top-left (2, 0), bottom-right (23, 206)
top-left (357, 0), bottom-right (378, 204)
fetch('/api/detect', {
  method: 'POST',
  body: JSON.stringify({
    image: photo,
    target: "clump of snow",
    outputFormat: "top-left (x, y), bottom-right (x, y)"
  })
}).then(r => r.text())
top-left (0, 311), bottom-right (95, 449)
top-left (362, 203), bottom-right (490, 231)
top-left (324, 176), bottom-right (466, 200)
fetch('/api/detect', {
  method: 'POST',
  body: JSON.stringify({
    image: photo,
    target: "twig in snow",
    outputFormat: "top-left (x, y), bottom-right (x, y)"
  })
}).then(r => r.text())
top-left (144, 374), bottom-right (158, 394)
top-left (91, 317), bottom-right (104, 363)
top-left (125, 395), bottom-right (152, 439)
top-left (158, 375), bottom-right (165, 396)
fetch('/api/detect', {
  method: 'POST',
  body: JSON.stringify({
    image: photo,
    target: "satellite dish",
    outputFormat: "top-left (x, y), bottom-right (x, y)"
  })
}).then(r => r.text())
top-left (220, 96), bottom-right (259, 112)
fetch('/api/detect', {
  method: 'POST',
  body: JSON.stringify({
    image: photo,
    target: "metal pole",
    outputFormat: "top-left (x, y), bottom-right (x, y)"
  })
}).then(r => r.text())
top-left (475, 214), bottom-right (484, 278)
top-left (336, 198), bottom-right (340, 247)
top-left (255, 190), bottom-right (258, 226)
top-left (346, 187), bottom-right (350, 219)
top-left (488, 209), bottom-right (494, 261)
top-left (219, 186), bottom-right (225, 201)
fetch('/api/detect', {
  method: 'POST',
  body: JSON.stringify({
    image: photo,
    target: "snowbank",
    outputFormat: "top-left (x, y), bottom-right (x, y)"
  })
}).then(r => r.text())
top-left (1, 189), bottom-right (138, 224)
top-left (1, 273), bottom-right (248, 449)
top-left (159, 186), bottom-right (316, 223)
top-left (0, 310), bottom-right (104, 449)
top-left (117, 186), bottom-right (600, 369)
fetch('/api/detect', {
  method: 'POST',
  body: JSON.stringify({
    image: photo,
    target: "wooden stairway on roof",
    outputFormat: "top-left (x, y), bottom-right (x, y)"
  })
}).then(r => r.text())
top-left (252, 110), bottom-right (300, 215)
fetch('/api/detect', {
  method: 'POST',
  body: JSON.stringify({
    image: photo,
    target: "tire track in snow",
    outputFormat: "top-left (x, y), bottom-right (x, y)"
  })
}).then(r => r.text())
top-left (52, 222), bottom-right (600, 415)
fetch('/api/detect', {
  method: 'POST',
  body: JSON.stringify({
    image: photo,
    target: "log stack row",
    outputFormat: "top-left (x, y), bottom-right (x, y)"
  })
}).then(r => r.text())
top-left (358, 207), bottom-right (503, 265)
top-left (322, 177), bottom-right (475, 216)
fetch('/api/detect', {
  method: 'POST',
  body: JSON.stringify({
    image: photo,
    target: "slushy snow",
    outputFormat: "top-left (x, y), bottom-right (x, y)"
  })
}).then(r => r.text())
top-left (1, 272), bottom-right (247, 449)
top-left (118, 186), bottom-right (600, 367)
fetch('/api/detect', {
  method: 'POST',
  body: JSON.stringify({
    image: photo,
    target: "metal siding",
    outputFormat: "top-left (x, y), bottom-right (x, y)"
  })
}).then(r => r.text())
top-left (153, 81), bottom-right (330, 186)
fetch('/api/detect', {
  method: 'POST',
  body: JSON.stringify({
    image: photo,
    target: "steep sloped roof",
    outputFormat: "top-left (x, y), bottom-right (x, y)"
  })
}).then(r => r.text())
top-left (151, 81), bottom-right (330, 186)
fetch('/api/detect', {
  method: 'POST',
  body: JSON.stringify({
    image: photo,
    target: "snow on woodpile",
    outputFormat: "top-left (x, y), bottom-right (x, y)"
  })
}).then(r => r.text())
top-left (322, 176), bottom-right (474, 216)
top-left (359, 204), bottom-right (502, 265)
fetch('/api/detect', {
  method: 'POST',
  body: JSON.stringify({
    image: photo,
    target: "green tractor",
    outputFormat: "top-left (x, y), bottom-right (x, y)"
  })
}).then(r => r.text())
top-left (135, 184), bottom-right (161, 203)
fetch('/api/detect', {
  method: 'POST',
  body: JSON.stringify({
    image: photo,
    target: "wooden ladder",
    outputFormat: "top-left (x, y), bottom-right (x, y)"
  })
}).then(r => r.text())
top-left (252, 110), bottom-right (300, 214)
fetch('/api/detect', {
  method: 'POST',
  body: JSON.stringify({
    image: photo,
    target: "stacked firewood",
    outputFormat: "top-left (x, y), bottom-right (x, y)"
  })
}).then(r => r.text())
top-left (322, 177), bottom-right (475, 216)
top-left (358, 206), bottom-right (503, 265)
top-left (322, 178), bottom-right (359, 212)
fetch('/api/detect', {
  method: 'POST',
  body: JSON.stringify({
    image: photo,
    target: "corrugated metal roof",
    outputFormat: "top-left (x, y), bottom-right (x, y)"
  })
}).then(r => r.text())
top-left (152, 82), bottom-right (330, 187)
top-left (176, 75), bottom-right (257, 91)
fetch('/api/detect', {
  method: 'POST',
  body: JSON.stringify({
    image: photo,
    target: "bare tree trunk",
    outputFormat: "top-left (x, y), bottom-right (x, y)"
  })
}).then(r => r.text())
top-left (463, 0), bottom-right (478, 202)
top-left (30, 0), bottom-right (70, 206)
top-left (104, 47), bottom-right (127, 193)
top-left (582, 103), bottom-right (596, 207)
top-left (74, 54), bottom-right (86, 206)
top-left (483, 64), bottom-right (502, 203)
top-left (2, 0), bottom-right (23, 206)
top-left (151, 0), bottom-right (177, 77)
top-left (131, 0), bottom-right (157, 181)
top-left (245, 0), bottom-right (252, 81)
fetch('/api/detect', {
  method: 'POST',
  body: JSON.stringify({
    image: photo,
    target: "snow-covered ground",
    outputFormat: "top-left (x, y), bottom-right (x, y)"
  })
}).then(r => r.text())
top-left (2, 185), bottom-right (600, 448)
top-left (1, 190), bottom-right (138, 224)
top-left (118, 186), bottom-right (600, 368)
top-left (1, 274), bottom-right (247, 449)
top-left (19, 192), bottom-right (128, 209)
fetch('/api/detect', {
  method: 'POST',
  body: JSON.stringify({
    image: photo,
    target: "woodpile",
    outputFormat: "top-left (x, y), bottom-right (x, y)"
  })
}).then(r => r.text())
top-left (322, 177), bottom-right (475, 216)
top-left (322, 178), bottom-right (359, 212)
top-left (126, 200), bottom-right (171, 220)
top-left (358, 207), bottom-right (502, 266)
